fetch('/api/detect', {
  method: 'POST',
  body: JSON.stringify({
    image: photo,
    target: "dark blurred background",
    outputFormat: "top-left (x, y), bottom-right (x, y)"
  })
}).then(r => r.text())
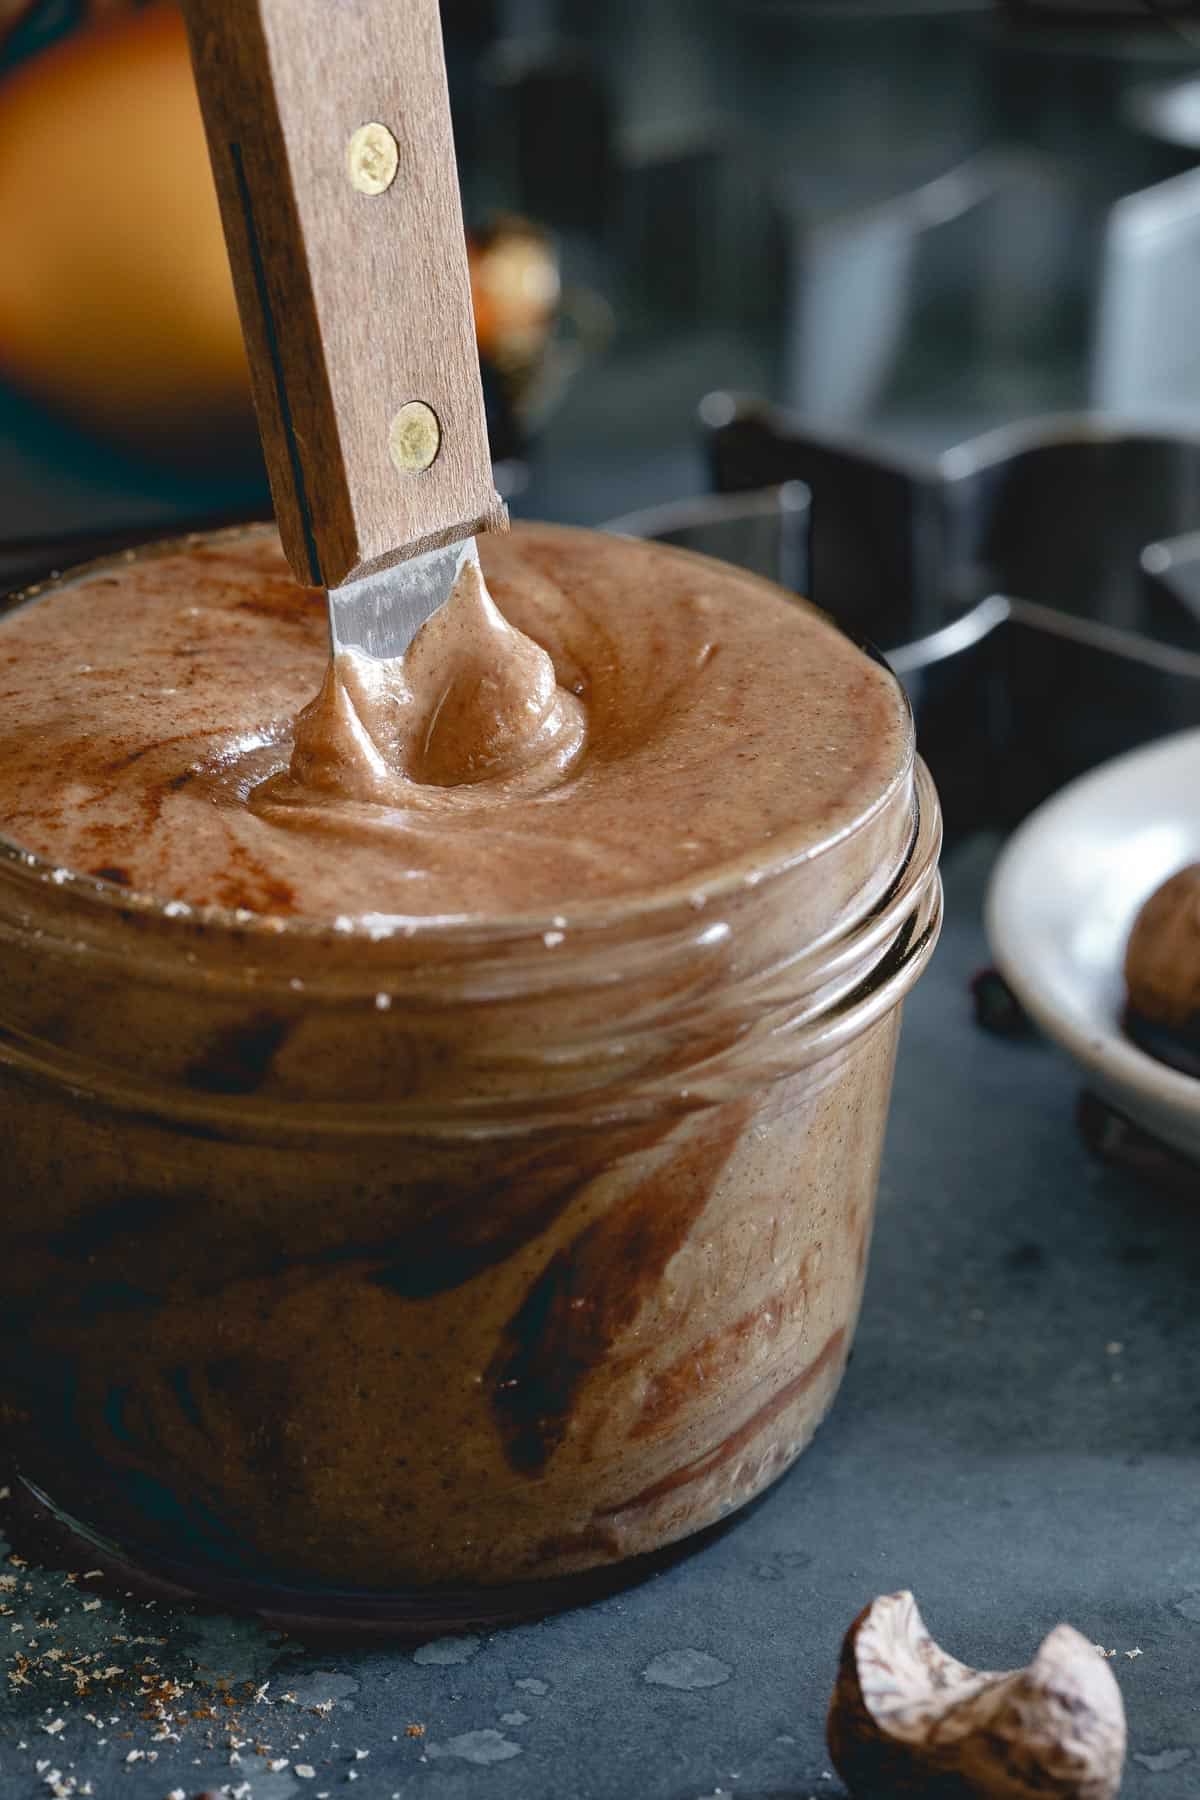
top-left (2, 0), bottom-right (1200, 582)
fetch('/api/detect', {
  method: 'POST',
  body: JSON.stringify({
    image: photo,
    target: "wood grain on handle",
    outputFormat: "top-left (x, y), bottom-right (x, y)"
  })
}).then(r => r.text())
top-left (180, 0), bottom-right (506, 589)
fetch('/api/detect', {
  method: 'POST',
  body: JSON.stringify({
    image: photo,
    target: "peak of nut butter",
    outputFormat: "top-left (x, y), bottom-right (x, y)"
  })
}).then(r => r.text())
top-left (0, 522), bottom-right (910, 920)
top-left (281, 554), bottom-right (586, 802)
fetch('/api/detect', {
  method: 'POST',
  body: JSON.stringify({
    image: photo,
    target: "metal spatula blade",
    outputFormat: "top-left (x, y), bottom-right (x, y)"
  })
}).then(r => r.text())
top-left (328, 537), bottom-right (479, 661)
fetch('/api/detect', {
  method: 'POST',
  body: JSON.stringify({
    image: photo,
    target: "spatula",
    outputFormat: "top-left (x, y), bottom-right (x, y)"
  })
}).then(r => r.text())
top-left (180, 0), bottom-right (508, 659)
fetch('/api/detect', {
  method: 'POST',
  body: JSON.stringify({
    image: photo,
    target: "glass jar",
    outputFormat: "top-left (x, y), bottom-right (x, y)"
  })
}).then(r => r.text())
top-left (0, 535), bottom-right (941, 1630)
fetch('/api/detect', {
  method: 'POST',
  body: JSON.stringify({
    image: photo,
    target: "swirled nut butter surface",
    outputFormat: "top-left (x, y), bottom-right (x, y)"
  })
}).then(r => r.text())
top-left (0, 523), bottom-right (907, 917)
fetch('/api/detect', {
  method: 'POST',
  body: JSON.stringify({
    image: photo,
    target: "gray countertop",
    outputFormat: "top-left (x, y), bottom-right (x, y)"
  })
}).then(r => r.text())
top-left (2, 834), bottom-right (1197, 1800)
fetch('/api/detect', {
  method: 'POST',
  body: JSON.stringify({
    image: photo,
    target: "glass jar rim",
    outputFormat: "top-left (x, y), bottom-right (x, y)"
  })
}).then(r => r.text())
top-left (0, 762), bottom-right (941, 1132)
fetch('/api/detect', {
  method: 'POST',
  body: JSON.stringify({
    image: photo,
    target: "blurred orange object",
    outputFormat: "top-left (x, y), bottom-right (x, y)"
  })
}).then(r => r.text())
top-left (0, 5), bottom-right (569, 473)
top-left (0, 2), bottom-right (254, 467)
top-left (468, 218), bottom-right (560, 374)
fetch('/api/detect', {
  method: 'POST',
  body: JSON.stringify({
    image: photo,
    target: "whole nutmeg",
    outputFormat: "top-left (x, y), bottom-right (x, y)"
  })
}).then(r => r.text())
top-left (1125, 864), bottom-right (1200, 1034)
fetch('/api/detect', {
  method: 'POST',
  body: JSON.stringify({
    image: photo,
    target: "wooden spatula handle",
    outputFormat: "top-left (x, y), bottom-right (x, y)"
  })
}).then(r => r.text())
top-left (181, 0), bottom-right (506, 589)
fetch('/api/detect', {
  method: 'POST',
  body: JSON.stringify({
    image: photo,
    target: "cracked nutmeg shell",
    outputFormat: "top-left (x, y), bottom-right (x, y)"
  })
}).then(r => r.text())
top-left (826, 1590), bottom-right (1126, 1800)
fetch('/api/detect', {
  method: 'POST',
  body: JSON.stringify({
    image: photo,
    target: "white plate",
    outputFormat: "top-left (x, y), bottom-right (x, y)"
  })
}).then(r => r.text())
top-left (986, 729), bottom-right (1200, 1164)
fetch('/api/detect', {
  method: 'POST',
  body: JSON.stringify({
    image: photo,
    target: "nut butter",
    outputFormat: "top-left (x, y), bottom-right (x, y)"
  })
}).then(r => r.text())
top-left (0, 522), bottom-right (941, 1622)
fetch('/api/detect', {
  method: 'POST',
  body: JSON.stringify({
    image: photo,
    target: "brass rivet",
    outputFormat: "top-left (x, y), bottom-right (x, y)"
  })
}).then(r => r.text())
top-left (389, 401), bottom-right (441, 474)
top-left (347, 121), bottom-right (399, 196)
